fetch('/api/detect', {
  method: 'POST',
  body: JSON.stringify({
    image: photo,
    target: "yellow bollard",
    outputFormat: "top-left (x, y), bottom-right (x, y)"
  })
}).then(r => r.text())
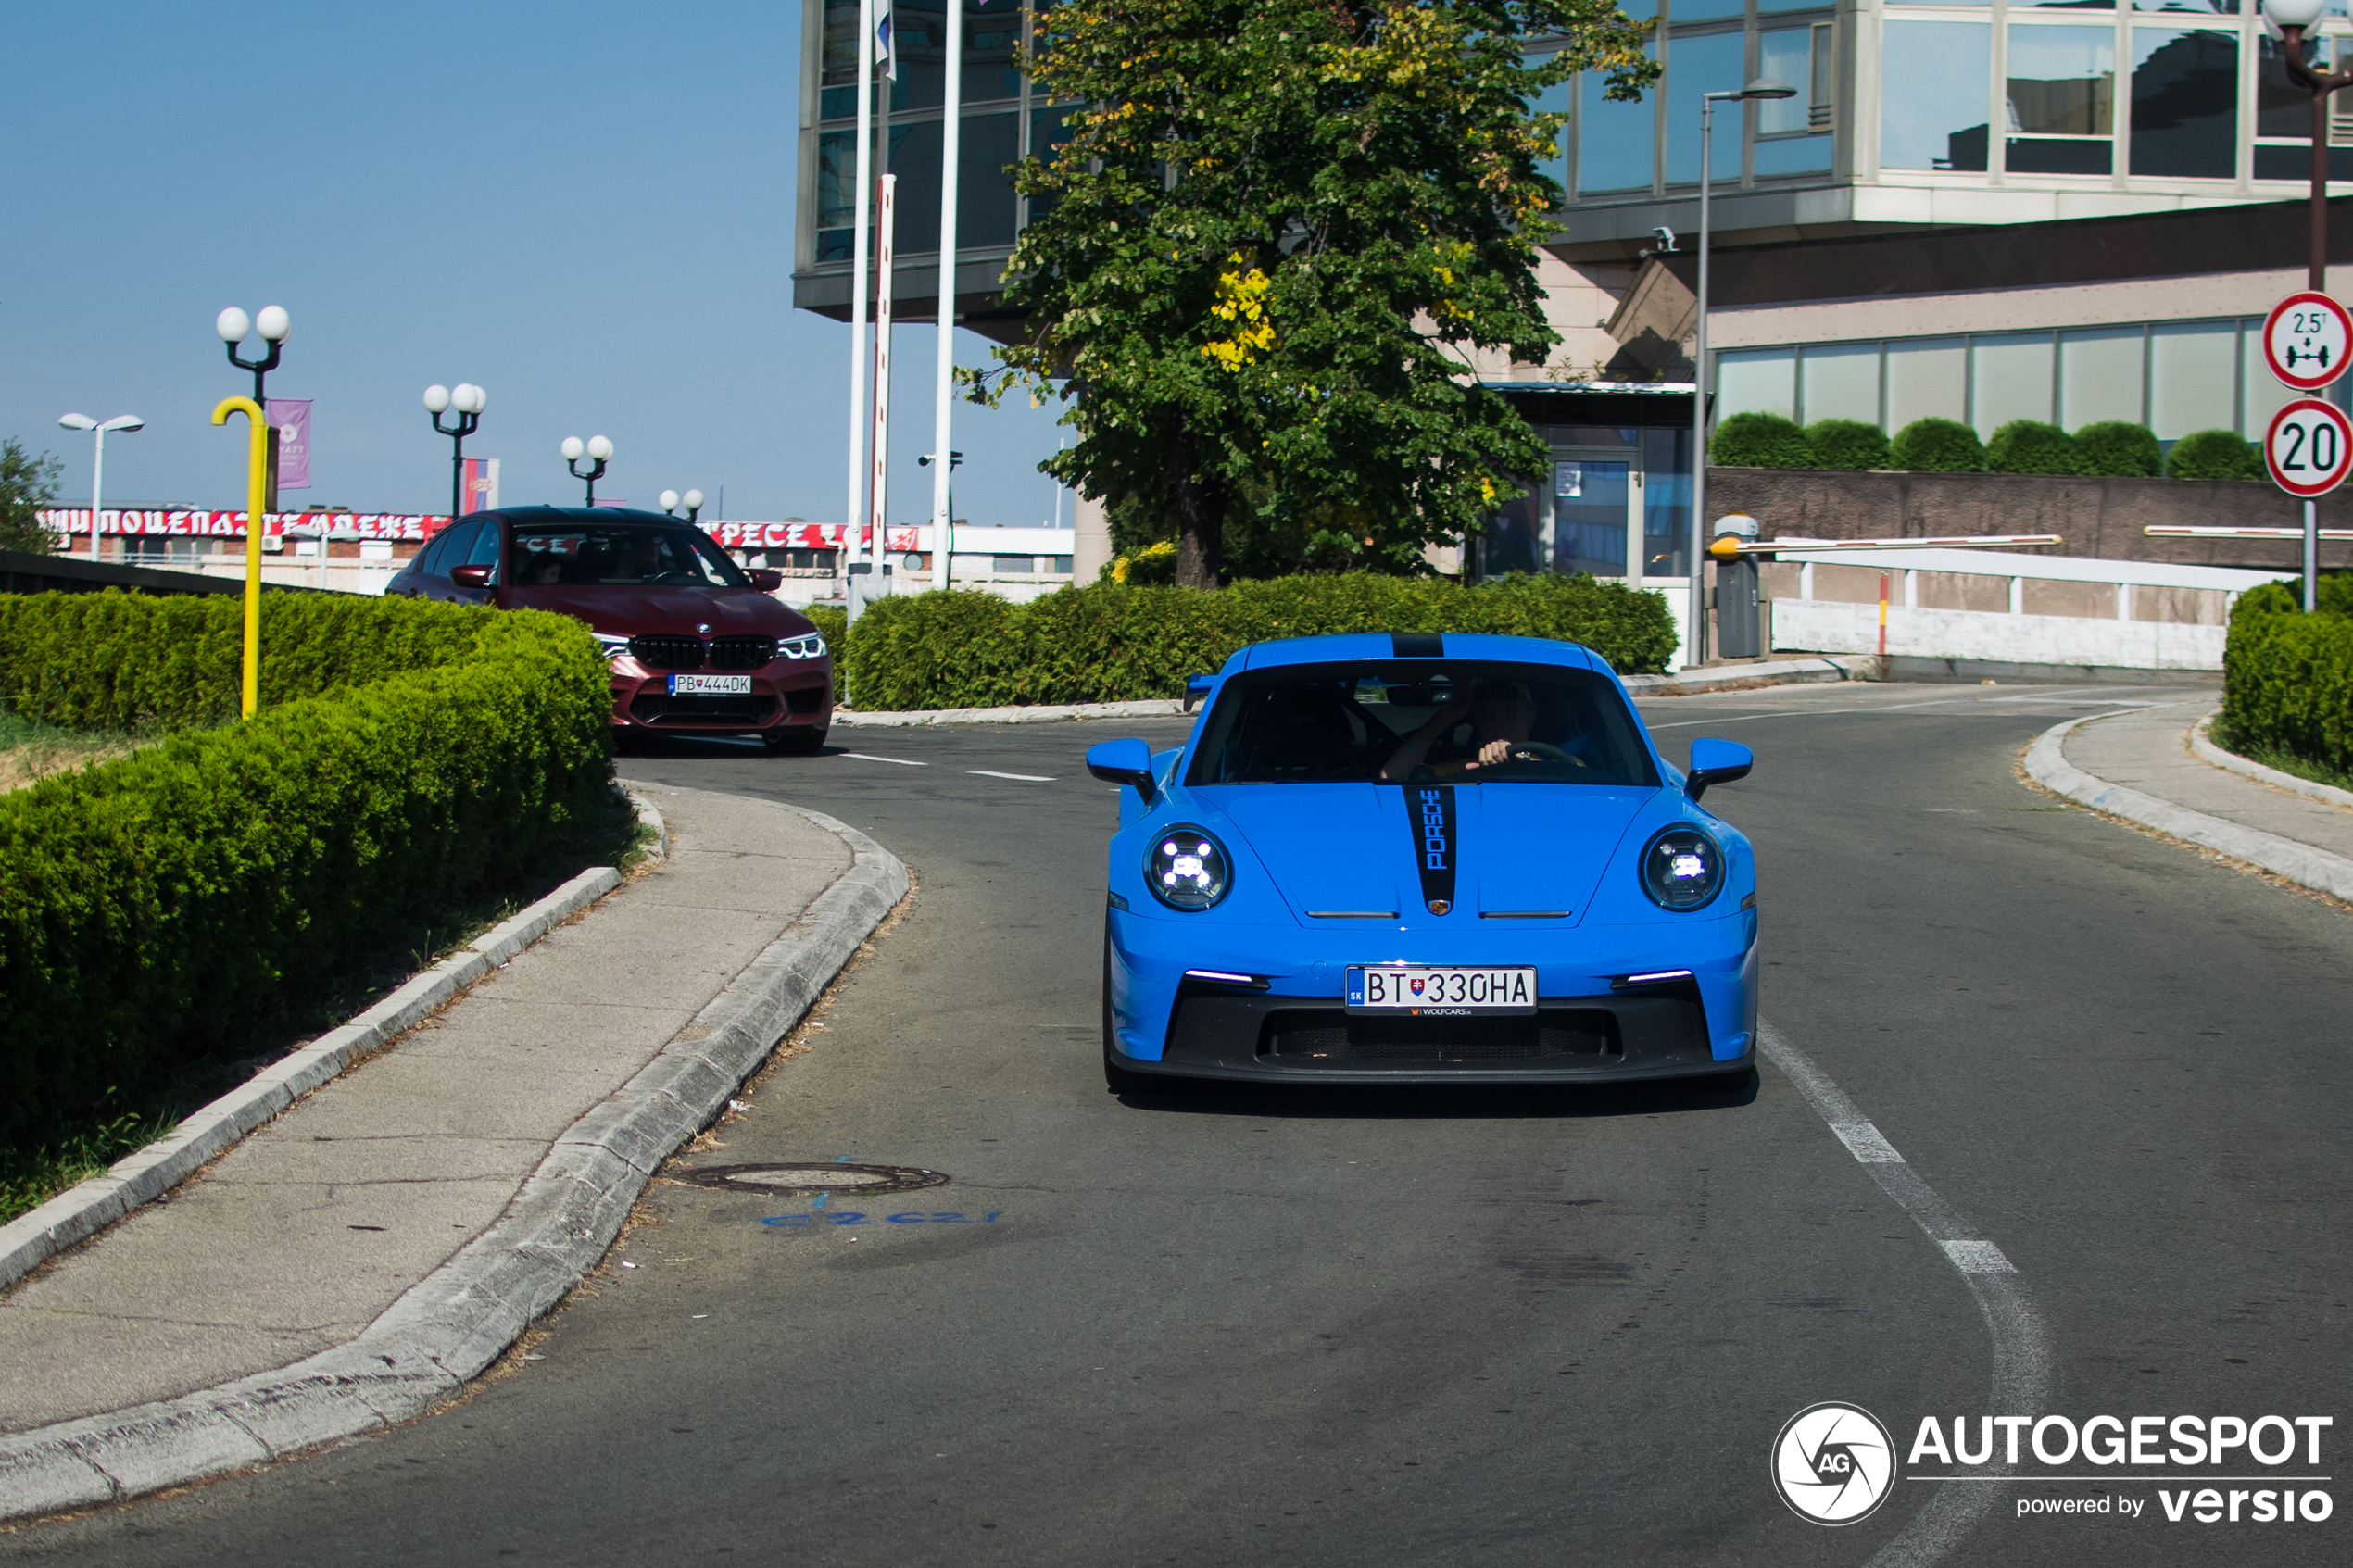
top-left (211, 397), bottom-right (268, 718)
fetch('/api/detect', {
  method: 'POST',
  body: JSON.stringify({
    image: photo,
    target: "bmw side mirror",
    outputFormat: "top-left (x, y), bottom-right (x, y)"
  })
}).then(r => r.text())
top-left (1685, 738), bottom-right (1753, 802)
top-left (1087, 737), bottom-right (1158, 805)
top-left (450, 563), bottom-right (493, 588)
top-left (747, 568), bottom-right (784, 592)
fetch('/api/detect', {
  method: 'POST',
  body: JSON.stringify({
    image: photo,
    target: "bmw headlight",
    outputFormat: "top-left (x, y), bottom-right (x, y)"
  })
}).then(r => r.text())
top-left (780, 633), bottom-right (828, 659)
top-left (594, 633), bottom-right (631, 663)
top-left (1640, 824), bottom-right (1724, 911)
top-left (1147, 824), bottom-right (1231, 911)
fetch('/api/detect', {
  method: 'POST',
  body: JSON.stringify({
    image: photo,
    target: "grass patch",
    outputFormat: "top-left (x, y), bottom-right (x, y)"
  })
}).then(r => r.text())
top-left (2209, 721), bottom-right (2353, 796)
top-left (0, 709), bottom-right (172, 794)
top-left (0, 784), bottom-right (647, 1226)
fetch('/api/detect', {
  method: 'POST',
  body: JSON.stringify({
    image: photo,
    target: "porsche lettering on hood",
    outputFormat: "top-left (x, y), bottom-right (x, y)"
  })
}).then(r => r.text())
top-left (1409, 786), bottom-right (1456, 916)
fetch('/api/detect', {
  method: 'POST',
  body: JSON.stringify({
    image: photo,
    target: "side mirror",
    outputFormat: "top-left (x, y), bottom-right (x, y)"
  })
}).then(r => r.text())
top-left (747, 568), bottom-right (784, 592)
top-left (1182, 673), bottom-right (1214, 713)
top-left (450, 563), bottom-right (493, 588)
top-left (1086, 737), bottom-right (1158, 805)
top-left (1685, 737), bottom-right (1753, 802)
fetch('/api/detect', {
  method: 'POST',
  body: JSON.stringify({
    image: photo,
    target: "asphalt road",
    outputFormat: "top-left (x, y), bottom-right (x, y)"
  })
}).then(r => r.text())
top-left (6, 682), bottom-right (2347, 1566)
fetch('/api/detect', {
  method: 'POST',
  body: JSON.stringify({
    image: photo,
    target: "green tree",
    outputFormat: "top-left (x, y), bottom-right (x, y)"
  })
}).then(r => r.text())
top-left (0, 439), bottom-right (63, 556)
top-left (967, 0), bottom-right (1655, 588)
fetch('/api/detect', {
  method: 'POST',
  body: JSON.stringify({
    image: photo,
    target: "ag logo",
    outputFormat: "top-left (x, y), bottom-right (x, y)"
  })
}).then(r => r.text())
top-left (1771, 1402), bottom-right (1895, 1525)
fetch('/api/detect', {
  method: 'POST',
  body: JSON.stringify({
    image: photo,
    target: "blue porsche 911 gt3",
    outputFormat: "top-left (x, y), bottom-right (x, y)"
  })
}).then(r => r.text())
top-left (1085, 632), bottom-right (1757, 1091)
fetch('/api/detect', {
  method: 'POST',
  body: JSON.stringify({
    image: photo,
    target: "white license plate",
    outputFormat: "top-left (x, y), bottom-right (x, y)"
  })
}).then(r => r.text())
top-left (1346, 966), bottom-right (1538, 1015)
top-left (669, 673), bottom-right (752, 695)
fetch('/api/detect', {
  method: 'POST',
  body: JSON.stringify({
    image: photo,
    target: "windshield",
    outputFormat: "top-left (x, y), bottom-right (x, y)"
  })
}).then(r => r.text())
top-left (509, 524), bottom-right (747, 588)
top-left (1186, 661), bottom-right (1658, 787)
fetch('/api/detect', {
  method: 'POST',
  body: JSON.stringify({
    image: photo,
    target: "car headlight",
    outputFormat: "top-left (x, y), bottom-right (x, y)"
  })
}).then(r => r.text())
top-left (779, 633), bottom-right (827, 659)
top-left (1639, 824), bottom-right (1724, 911)
top-left (1146, 824), bottom-right (1231, 911)
top-left (594, 633), bottom-right (631, 663)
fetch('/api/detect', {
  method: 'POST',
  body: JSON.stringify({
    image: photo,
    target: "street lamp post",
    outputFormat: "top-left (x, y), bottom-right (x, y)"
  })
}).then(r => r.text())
top-left (217, 307), bottom-right (291, 514)
top-left (917, 450), bottom-right (961, 586)
top-left (1689, 78), bottom-right (1795, 670)
top-left (2267, 0), bottom-right (2349, 290)
top-left (423, 383), bottom-right (487, 521)
top-left (560, 435), bottom-right (612, 505)
top-left (56, 413), bottom-right (143, 559)
top-left (659, 488), bottom-right (708, 522)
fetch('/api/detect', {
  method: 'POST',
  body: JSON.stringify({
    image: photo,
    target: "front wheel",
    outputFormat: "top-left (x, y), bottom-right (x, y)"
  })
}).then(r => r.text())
top-left (1102, 929), bottom-right (1148, 1095)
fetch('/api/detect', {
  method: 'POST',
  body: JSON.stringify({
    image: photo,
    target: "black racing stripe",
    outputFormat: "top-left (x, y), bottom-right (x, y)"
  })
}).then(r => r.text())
top-left (1404, 784), bottom-right (1458, 916)
top-left (1390, 633), bottom-right (1444, 659)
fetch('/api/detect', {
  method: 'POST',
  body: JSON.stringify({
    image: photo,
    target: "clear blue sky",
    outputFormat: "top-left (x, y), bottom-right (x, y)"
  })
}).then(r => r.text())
top-left (2, 1), bottom-right (1068, 526)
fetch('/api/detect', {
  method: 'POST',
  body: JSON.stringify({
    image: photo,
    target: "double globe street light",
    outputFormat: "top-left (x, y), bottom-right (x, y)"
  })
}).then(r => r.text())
top-left (659, 487), bottom-right (706, 522)
top-left (217, 305), bottom-right (293, 512)
top-left (57, 412), bottom-right (143, 560)
top-left (561, 435), bottom-right (612, 506)
top-left (423, 383), bottom-right (488, 520)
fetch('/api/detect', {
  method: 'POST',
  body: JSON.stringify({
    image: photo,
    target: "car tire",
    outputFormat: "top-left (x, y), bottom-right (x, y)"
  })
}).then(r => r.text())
top-left (761, 727), bottom-right (825, 755)
top-left (1102, 928), bottom-right (1149, 1095)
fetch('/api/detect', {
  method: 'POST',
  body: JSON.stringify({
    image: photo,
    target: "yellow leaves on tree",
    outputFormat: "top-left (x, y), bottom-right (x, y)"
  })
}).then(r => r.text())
top-left (1201, 251), bottom-right (1276, 371)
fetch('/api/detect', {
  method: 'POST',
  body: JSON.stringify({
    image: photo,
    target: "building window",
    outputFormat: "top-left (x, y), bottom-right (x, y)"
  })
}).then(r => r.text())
top-left (2148, 320), bottom-right (2237, 438)
top-left (1881, 21), bottom-right (1992, 171)
top-left (816, 131), bottom-right (857, 261)
top-left (1886, 337), bottom-right (1969, 430)
top-left (2006, 24), bottom-right (2116, 176)
top-left (2058, 327), bottom-right (2146, 428)
top-left (1579, 46), bottom-right (1656, 193)
top-left (1970, 332), bottom-right (2057, 430)
top-left (1800, 342), bottom-right (1881, 424)
top-left (2129, 27), bottom-right (2237, 179)
top-left (1665, 28), bottom-right (1746, 183)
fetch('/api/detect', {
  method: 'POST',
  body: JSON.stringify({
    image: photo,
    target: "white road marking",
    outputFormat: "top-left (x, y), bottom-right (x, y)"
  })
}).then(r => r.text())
top-left (969, 770), bottom-right (1055, 782)
top-left (840, 753), bottom-right (926, 766)
top-left (1757, 1019), bottom-right (2054, 1568)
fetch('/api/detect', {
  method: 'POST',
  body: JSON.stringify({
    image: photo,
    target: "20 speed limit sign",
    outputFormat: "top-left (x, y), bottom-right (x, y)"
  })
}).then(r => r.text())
top-left (2264, 397), bottom-right (2353, 497)
top-left (2263, 292), bottom-right (2353, 391)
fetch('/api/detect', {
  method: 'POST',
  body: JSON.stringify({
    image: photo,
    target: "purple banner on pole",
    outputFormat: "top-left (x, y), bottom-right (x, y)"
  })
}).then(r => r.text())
top-left (266, 398), bottom-right (311, 489)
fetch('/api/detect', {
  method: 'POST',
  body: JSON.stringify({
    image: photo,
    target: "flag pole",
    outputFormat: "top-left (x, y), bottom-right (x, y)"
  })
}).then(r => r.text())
top-left (845, 0), bottom-right (877, 620)
top-left (929, 0), bottom-right (966, 591)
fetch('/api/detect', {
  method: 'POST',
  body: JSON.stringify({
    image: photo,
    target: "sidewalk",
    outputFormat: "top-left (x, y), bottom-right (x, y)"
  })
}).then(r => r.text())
top-left (2030, 695), bottom-right (2353, 902)
top-left (0, 781), bottom-right (904, 1514)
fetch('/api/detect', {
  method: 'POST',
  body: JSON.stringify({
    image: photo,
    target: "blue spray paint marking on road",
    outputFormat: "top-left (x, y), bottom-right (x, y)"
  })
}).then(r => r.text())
top-left (811, 1191), bottom-right (828, 1209)
top-left (760, 1211), bottom-right (1003, 1228)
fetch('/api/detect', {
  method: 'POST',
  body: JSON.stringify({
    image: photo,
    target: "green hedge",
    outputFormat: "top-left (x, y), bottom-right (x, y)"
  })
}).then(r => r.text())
top-left (1710, 411), bottom-right (1808, 468)
top-left (835, 574), bottom-right (1678, 710)
top-left (1987, 420), bottom-right (2078, 475)
top-left (1891, 417), bottom-right (1986, 473)
top-left (2219, 578), bottom-right (2353, 779)
top-left (2073, 420), bottom-right (2162, 478)
top-left (0, 594), bottom-right (612, 1144)
top-left (2166, 428), bottom-right (2265, 482)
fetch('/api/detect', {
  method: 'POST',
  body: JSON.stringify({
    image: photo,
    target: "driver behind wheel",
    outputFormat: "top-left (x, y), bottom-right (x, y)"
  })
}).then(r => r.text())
top-left (1382, 679), bottom-right (1554, 780)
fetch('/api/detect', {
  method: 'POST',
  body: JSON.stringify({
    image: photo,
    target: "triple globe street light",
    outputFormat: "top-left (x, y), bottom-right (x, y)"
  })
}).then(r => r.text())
top-left (659, 488), bottom-right (706, 522)
top-left (561, 435), bottom-right (613, 506)
top-left (423, 383), bottom-right (488, 520)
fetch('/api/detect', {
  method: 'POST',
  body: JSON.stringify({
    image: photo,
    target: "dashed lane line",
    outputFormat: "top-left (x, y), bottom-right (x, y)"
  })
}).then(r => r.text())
top-left (839, 753), bottom-right (927, 766)
top-left (968, 770), bottom-right (1056, 782)
top-left (1757, 1019), bottom-right (2055, 1568)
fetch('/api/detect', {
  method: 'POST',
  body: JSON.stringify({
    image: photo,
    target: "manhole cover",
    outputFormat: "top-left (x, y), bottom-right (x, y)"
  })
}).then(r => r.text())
top-left (678, 1162), bottom-right (950, 1195)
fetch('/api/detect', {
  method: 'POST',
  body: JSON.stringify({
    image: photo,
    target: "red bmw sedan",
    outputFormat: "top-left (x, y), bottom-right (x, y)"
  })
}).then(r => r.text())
top-left (387, 507), bottom-right (832, 753)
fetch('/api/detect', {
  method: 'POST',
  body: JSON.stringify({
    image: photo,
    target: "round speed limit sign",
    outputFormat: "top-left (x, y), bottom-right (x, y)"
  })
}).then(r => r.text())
top-left (2264, 397), bottom-right (2353, 497)
top-left (2263, 292), bottom-right (2353, 391)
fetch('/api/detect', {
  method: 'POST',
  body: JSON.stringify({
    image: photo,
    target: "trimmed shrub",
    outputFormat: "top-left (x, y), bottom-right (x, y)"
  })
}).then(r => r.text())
top-left (0, 594), bottom-right (611, 1144)
top-left (2166, 428), bottom-right (2265, 482)
top-left (1709, 411), bottom-right (1808, 469)
top-left (1804, 419), bottom-right (1892, 471)
top-left (1986, 420), bottom-right (2078, 475)
top-left (2219, 580), bottom-right (2353, 780)
top-left (2072, 421), bottom-right (2163, 478)
top-left (1891, 418), bottom-right (1986, 473)
top-left (803, 601), bottom-right (849, 703)
top-left (837, 573), bottom-right (1679, 710)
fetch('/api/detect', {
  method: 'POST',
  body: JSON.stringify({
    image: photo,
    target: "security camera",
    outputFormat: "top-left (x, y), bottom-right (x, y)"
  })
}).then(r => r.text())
top-left (1651, 226), bottom-right (1678, 253)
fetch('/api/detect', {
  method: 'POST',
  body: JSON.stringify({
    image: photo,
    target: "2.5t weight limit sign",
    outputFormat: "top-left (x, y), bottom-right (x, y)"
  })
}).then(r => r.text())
top-left (2263, 293), bottom-right (2353, 391)
top-left (2265, 398), bottom-right (2353, 498)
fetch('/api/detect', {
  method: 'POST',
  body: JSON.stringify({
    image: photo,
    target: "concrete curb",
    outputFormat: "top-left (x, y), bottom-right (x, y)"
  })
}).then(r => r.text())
top-left (0, 804), bottom-right (899, 1513)
top-left (2189, 714), bottom-right (2353, 813)
top-left (829, 658), bottom-right (1866, 730)
top-left (2024, 713), bottom-right (2353, 903)
top-left (0, 801), bottom-right (907, 1522)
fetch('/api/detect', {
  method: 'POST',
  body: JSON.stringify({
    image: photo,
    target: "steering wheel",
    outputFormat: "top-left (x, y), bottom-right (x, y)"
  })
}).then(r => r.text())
top-left (1501, 740), bottom-right (1578, 765)
top-left (647, 570), bottom-right (696, 585)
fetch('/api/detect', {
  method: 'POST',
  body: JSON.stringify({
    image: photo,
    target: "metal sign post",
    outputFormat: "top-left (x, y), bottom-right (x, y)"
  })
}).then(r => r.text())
top-left (2262, 286), bottom-right (2351, 611)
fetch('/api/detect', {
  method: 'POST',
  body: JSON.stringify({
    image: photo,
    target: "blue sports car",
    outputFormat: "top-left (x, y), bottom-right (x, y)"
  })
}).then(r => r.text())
top-left (1086, 633), bottom-right (1757, 1091)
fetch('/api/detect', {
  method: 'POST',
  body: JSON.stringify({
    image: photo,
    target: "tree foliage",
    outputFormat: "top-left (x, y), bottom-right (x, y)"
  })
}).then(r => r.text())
top-left (1, 439), bottom-right (63, 556)
top-left (965, 0), bottom-right (1655, 587)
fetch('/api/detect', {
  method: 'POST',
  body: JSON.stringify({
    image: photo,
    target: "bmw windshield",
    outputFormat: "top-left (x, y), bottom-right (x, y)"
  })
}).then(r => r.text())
top-left (1185, 661), bottom-right (1658, 787)
top-left (510, 524), bottom-right (748, 588)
